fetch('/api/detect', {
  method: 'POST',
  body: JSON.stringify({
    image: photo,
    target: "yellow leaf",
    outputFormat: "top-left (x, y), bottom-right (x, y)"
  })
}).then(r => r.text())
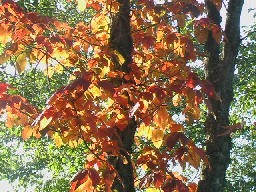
top-left (105, 98), bottom-right (114, 108)
top-left (68, 140), bottom-right (78, 148)
top-left (172, 94), bottom-right (181, 106)
top-left (91, 13), bottom-right (110, 33)
top-left (100, 66), bottom-right (110, 77)
top-left (53, 133), bottom-right (63, 148)
top-left (152, 129), bottom-right (164, 148)
top-left (77, 0), bottom-right (87, 12)
top-left (22, 126), bottom-right (33, 140)
top-left (39, 116), bottom-right (52, 130)
top-left (146, 188), bottom-right (161, 192)
top-left (16, 53), bottom-right (27, 73)
top-left (88, 86), bottom-right (102, 98)
top-left (138, 123), bottom-right (152, 139)
top-left (114, 50), bottom-right (125, 65)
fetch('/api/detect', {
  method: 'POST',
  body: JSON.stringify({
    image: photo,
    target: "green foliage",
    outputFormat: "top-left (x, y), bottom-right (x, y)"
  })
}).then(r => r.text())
top-left (225, 23), bottom-right (256, 191)
top-left (0, 68), bottom-right (85, 191)
top-left (17, 0), bottom-right (93, 25)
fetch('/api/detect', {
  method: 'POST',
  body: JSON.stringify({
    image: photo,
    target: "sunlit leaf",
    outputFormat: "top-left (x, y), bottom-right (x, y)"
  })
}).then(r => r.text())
top-left (21, 125), bottom-right (33, 140)
top-left (172, 94), bottom-right (181, 107)
top-left (77, 0), bottom-right (87, 12)
top-left (114, 50), bottom-right (125, 65)
top-left (152, 129), bottom-right (164, 148)
top-left (53, 133), bottom-right (63, 148)
top-left (16, 52), bottom-right (27, 73)
top-left (115, 113), bottom-right (128, 131)
top-left (138, 122), bottom-right (152, 139)
top-left (39, 116), bottom-right (52, 130)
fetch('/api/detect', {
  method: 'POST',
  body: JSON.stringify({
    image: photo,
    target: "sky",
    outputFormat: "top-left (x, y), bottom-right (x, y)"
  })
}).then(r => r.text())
top-left (1, 0), bottom-right (256, 191)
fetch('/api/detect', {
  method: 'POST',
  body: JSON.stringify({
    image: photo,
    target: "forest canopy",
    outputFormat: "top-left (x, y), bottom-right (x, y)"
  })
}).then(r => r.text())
top-left (0, 0), bottom-right (255, 191)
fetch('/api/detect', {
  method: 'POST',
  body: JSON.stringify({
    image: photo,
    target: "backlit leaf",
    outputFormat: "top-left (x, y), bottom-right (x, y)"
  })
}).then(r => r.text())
top-left (77, 0), bottom-right (87, 12)
top-left (138, 122), bottom-right (152, 139)
top-left (16, 53), bottom-right (27, 73)
top-left (114, 50), bottom-right (125, 65)
top-left (0, 25), bottom-right (11, 44)
top-left (53, 133), bottom-right (63, 147)
top-left (115, 113), bottom-right (128, 131)
top-left (21, 126), bottom-right (33, 140)
top-left (0, 53), bottom-right (11, 65)
top-left (152, 129), bottom-right (164, 148)
top-left (172, 94), bottom-right (181, 107)
top-left (39, 116), bottom-right (52, 130)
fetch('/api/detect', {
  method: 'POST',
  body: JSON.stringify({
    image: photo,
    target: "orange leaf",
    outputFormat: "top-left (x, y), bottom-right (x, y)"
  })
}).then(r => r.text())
top-left (154, 106), bottom-right (171, 130)
top-left (70, 168), bottom-right (100, 192)
top-left (70, 169), bottom-right (89, 192)
top-left (0, 25), bottom-right (11, 44)
top-left (22, 126), bottom-right (33, 140)
top-left (115, 113), bottom-right (128, 131)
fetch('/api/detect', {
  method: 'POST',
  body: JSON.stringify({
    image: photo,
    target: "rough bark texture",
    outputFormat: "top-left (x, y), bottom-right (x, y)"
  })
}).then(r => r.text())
top-left (109, 0), bottom-right (136, 191)
top-left (198, 0), bottom-right (244, 191)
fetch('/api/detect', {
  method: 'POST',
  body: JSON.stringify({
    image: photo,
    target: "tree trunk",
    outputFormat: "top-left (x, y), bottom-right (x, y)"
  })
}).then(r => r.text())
top-left (198, 0), bottom-right (244, 191)
top-left (109, 0), bottom-right (136, 191)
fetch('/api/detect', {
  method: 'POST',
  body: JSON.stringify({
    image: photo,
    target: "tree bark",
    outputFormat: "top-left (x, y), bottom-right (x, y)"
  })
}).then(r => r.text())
top-left (198, 0), bottom-right (244, 191)
top-left (109, 0), bottom-right (136, 191)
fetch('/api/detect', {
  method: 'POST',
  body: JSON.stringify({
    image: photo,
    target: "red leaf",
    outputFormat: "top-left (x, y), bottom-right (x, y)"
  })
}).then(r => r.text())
top-left (88, 168), bottom-right (100, 186)
top-left (176, 180), bottom-right (189, 192)
top-left (166, 33), bottom-right (178, 44)
top-left (35, 35), bottom-right (45, 44)
top-left (0, 82), bottom-right (8, 95)
top-left (186, 73), bottom-right (199, 89)
top-left (175, 146), bottom-right (188, 160)
top-left (154, 172), bottom-right (165, 188)
top-left (162, 179), bottom-right (176, 192)
top-left (218, 122), bottom-right (245, 136)
top-left (165, 132), bottom-right (181, 150)
top-left (98, 80), bottom-right (115, 93)
top-left (143, 36), bottom-right (155, 49)
top-left (70, 169), bottom-right (88, 192)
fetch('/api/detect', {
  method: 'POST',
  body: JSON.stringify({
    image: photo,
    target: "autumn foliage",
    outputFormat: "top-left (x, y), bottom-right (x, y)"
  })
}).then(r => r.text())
top-left (0, 0), bottom-right (223, 191)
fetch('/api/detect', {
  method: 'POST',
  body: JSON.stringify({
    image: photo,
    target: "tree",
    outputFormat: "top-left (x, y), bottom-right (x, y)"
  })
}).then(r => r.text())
top-left (197, 1), bottom-right (244, 191)
top-left (0, 69), bottom-right (85, 191)
top-left (224, 20), bottom-right (256, 191)
top-left (0, 0), bottom-right (245, 191)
